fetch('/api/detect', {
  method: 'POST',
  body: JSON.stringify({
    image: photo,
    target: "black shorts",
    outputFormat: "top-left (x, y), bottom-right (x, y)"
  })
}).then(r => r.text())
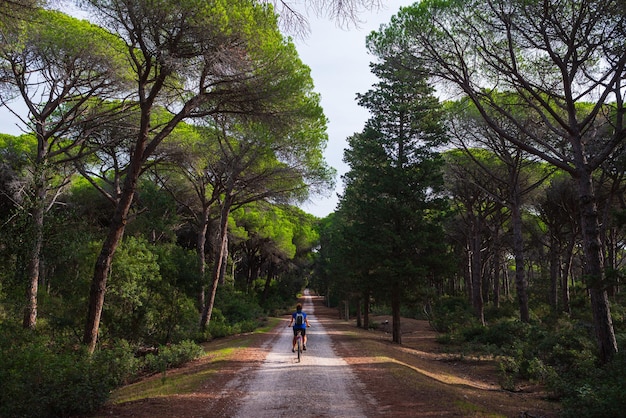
top-left (293, 327), bottom-right (306, 337)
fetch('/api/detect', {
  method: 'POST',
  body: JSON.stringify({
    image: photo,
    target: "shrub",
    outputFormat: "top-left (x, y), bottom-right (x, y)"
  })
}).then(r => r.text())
top-left (0, 329), bottom-right (117, 417)
top-left (429, 295), bottom-right (477, 333)
top-left (143, 340), bottom-right (205, 374)
top-left (560, 350), bottom-right (626, 417)
top-left (91, 339), bottom-right (142, 386)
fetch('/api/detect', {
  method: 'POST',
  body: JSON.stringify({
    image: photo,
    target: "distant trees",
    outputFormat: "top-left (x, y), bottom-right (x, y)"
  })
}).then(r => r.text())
top-left (376, 0), bottom-right (626, 362)
top-left (157, 112), bottom-right (332, 331)
top-left (445, 100), bottom-right (554, 323)
top-left (76, 0), bottom-right (332, 353)
top-left (314, 1), bottom-right (626, 370)
top-left (0, 0), bottom-right (333, 355)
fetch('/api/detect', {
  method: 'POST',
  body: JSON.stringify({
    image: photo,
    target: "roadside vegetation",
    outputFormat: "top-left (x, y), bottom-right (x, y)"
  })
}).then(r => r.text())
top-left (313, 0), bottom-right (626, 416)
top-left (1, 0), bottom-right (626, 417)
top-left (0, 0), bottom-right (330, 416)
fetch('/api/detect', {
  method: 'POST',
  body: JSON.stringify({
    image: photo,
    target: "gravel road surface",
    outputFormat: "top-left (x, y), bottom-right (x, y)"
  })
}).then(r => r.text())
top-left (229, 292), bottom-right (374, 417)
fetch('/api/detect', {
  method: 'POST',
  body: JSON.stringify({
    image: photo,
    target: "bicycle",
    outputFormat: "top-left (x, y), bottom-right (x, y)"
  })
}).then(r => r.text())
top-left (294, 329), bottom-right (304, 362)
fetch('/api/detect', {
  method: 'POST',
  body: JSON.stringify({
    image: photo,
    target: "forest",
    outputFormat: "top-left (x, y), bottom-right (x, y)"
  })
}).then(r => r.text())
top-left (1, 0), bottom-right (625, 417)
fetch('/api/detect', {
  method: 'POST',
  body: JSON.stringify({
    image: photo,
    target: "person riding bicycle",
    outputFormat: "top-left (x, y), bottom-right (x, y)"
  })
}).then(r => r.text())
top-left (288, 303), bottom-right (310, 352)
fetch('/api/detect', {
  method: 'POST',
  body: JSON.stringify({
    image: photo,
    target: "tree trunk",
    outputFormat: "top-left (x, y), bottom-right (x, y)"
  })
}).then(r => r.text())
top-left (548, 235), bottom-right (559, 311)
top-left (511, 202), bottom-right (530, 323)
top-left (578, 170), bottom-right (617, 363)
top-left (470, 227), bottom-right (485, 325)
top-left (200, 198), bottom-right (231, 330)
top-left (561, 235), bottom-right (575, 314)
top-left (23, 139), bottom-right (49, 329)
top-left (83, 155), bottom-right (141, 354)
top-left (356, 297), bottom-right (362, 328)
top-left (363, 291), bottom-right (370, 329)
top-left (23, 179), bottom-right (45, 329)
top-left (196, 206), bottom-right (210, 313)
top-left (261, 261), bottom-right (274, 305)
top-left (391, 284), bottom-right (401, 344)
top-left (219, 235), bottom-right (228, 286)
top-left (492, 252), bottom-right (501, 309)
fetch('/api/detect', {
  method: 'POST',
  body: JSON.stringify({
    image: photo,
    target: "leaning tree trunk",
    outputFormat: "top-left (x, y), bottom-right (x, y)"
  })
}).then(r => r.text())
top-left (83, 157), bottom-right (141, 354)
top-left (578, 170), bottom-right (617, 363)
top-left (200, 198), bottom-right (231, 331)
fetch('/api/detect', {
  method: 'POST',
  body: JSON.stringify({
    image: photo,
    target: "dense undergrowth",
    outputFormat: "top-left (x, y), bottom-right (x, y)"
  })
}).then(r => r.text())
top-left (427, 295), bottom-right (626, 417)
top-left (0, 286), bottom-right (294, 418)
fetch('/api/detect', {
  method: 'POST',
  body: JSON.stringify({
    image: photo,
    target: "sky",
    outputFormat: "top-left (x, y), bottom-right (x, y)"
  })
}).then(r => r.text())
top-left (0, 0), bottom-right (415, 218)
top-left (294, 1), bottom-right (414, 218)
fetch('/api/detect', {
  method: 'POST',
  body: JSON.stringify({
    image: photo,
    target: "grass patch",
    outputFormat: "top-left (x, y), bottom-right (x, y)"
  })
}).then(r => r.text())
top-left (109, 317), bottom-right (281, 405)
top-left (109, 367), bottom-right (218, 403)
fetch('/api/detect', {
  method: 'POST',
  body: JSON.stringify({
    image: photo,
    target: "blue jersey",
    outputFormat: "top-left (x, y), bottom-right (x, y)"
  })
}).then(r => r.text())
top-left (292, 311), bottom-right (307, 329)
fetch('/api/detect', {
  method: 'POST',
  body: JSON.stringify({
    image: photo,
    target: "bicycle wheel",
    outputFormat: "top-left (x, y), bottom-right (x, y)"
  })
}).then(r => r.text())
top-left (297, 336), bottom-right (302, 362)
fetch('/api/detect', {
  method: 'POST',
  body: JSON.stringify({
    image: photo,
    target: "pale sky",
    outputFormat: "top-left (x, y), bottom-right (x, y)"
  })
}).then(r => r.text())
top-left (294, 1), bottom-right (413, 217)
top-left (0, 0), bottom-right (414, 218)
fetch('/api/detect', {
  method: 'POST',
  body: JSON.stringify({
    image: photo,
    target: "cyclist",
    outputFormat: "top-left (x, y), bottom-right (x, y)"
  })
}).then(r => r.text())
top-left (288, 303), bottom-right (310, 352)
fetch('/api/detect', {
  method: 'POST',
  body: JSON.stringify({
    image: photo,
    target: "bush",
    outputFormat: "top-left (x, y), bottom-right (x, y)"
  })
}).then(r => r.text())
top-left (92, 339), bottom-right (142, 387)
top-left (143, 340), bottom-right (205, 374)
top-left (560, 350), bottom-right (626, 417)
top-left (0, 327), bottom-right (117, 417)
top-left (214, 287), bottom-right (264, 325)
top-left (461, 319), bottom-right (534, 353)
top-left (429, 295), bottom-right (477, 333)
top-left (0, 325), bottom-right (206, 418)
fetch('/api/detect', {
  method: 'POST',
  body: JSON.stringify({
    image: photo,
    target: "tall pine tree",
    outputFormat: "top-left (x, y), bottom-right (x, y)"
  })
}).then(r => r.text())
top-left (339, 52), bottom-right (449, 343)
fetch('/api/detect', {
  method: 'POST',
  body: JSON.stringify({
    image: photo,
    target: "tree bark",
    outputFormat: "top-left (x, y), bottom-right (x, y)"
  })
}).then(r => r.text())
top-left (196, 206), bottom-right (210, 313)
top-left (363, 291), bottom-right (370, 329)
top-left (261, 260), bottom-right (274, 305)
top-left (23, 137), bottom-right (48, 329)
top-left (83, 154), bottom-right (141, 353)
top-left (578, 170), bottom-right (617, 363)
top-left (23, 179), bottom-right (45, 329)
top-left (200, 198), bottom-right (231, 330)
top-left (511, 201), bottom-right (530, 322)
top-left (391, 284), bottom-right (401, 344)
top-left (470, 221), bottom-right (485, 325)
top-left (548, 235), bottom-right (559, 311)
top-left (561, 235), bottom-right (575, 314)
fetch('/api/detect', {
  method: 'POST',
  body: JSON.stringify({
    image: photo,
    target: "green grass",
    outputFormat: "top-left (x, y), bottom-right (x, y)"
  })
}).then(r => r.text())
top-left (108, 317), bottom-right (281, 405)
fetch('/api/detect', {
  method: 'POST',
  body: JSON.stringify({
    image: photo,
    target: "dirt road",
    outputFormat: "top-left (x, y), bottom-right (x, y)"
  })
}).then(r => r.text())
top-left (97, 292), bottom-right (561, 417)
top-left (228, 293), bottom-right (375, 417)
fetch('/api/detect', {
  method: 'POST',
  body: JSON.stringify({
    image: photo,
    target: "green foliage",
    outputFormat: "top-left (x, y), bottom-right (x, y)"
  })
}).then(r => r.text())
top-left (102, 237), bottom-right (200, 345)
top-left (0, 324), bottom-right (116, 417)
top-left (215, 286), bottom-right (264, 324)
top-left (559, 348), bottom-right (626, 417)
top-left (202, 287), bottom-right (266, 339)
top-left (429, 295), bottom-right (477, 333)
top-left (0, 324), bottom-right (205, 418)
top-left (460, 319), bottom-right (534, 353)
top-left (143, 340), bottom-right (205, 374)
top-left (126, 180), bottom-right (181, 243)
top-left (446, 312), bottom-right (614, 399)
top-left (91, 339), bottom-right (142, 387)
